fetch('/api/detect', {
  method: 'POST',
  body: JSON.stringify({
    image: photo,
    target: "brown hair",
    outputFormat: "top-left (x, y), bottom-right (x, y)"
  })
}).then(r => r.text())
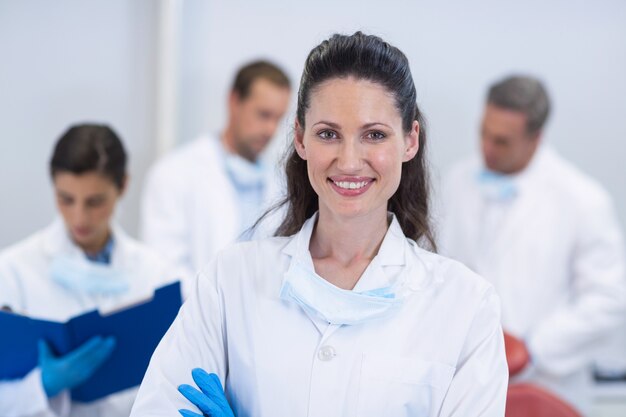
top-left (264, 32), bottom-right (435, 250)
top-left (232, 60), bottom-right (290, 100)
top-left (50, 124), bottom-right (127, 190)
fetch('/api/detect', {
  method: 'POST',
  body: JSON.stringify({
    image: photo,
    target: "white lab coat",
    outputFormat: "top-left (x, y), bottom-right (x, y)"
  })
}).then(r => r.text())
top-left (438, 145), bottom-right (626, 413)
top-left (0, 220), bottom-right (177, 417)
top-left (130, 214), bottom-right (508, 417)
top-left (139, 135), bottom-right (282, 283)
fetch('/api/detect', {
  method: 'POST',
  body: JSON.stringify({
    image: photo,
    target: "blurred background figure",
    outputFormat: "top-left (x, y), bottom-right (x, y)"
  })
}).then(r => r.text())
top-left (438, 75), bottom-right (626, 414)
top-left (140, 61), bottom-right (291, 281)
top-left (0, 124), bottom-right (176, 417)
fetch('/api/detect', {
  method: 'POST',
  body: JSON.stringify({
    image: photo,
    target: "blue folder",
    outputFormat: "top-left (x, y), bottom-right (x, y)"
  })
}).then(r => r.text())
top-left (0, 281), bottom-right (182, 402)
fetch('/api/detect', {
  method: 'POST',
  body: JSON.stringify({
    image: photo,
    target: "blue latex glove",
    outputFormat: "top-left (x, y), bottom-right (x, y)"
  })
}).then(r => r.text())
top-left (178, 368), bottom-right (235, 417)
top-left (38, 336), bottom-right (116, 397)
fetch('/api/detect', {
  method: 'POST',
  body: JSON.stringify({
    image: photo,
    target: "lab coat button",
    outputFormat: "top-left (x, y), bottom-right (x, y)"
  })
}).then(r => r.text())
top-left (318, 345), bottom-right (336, 361)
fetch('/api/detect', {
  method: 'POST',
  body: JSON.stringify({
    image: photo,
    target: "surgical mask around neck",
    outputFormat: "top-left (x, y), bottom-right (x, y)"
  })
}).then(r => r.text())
top-left (50, 255), bottom-right (130, 296)
top-left (477, 169), bottom-right (518, 201)
top-left (279, 259), bottom-right (406, 326)
top-left (224, 153), bottom-right (265, 189)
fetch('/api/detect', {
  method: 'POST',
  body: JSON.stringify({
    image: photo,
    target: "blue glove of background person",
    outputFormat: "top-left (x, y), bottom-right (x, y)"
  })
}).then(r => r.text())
top-left (38, 336), bottom-right (116, 397)
top-left (178, 368), bottom-right (235, 417)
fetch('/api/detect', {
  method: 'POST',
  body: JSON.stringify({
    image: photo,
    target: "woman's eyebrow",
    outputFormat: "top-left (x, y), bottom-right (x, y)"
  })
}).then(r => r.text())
top-left (362, 122), bottom-right (392, 129)
top-left (312, 121), bottom-right (392, 129)
top-left (312, 120), bottom-right (341, 128)
top-left (86, 194), bottom-right (107, 202)
top-left (56, 190), bottom-right (73, 198)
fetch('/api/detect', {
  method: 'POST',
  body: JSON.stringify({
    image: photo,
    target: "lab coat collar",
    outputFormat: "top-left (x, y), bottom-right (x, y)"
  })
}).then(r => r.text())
top-left (507, 144), bottom-right (550, 194)
top-left (42, 219), bottom-right (133, 268)
top-left (218, 141), bottom-right (266, 189)
top-left (477, 143), bottom-right (551, 200)
top-left (282, 212), bottom-right (409, 293)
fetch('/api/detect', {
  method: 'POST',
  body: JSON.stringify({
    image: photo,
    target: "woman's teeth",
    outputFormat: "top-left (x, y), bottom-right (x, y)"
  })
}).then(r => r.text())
top-left (333, 180), bottom-right (369, 189)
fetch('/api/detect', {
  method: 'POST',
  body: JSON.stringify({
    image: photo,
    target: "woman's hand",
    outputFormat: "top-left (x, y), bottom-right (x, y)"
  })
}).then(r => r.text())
top-left (178, 368), bottom-right (235, 417)
top-left (39, 336), bottom-right (116, 397)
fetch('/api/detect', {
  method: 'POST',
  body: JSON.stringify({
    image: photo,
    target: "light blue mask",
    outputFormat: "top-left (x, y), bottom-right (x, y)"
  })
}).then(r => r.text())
top-left (224, 153), bottom-right (265, 189)
top-left (279, 259), bottom-right (405, 326)
top-left (477, 169), bottom-right (518, 201)
top-left (50, 256), bottom-right (130, 296)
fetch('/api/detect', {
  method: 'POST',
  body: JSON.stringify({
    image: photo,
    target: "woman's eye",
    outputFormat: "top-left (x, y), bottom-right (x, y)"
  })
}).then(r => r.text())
top-left (367, 131), bottom-right (386, 141)
top-left (318, 130), bottom-right (337, 140)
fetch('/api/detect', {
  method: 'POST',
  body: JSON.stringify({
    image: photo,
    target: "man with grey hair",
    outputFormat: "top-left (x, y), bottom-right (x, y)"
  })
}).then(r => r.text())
top-left (438, 75), bottom-right (626, 413)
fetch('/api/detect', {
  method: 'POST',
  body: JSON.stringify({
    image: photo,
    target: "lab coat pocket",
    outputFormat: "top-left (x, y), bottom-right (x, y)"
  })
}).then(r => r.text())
top-left (357, 354), bottom-right (455, 417)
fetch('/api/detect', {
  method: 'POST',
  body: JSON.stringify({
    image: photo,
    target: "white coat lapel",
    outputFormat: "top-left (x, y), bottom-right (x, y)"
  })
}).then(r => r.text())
top-left (476, 197), bottom-right (531, 268)
top-left (475, 147), bottom-right (547, 269)
top-left (193, 138), bottom-right (239, 266)
top-left (42, 219), bottom-right (83, 260)
top-left (280, 213), bottom-right (430, 327)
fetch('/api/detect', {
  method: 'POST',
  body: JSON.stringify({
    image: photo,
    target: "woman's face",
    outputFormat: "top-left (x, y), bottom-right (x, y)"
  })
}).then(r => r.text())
top-left (53, 171), bottom-right (125, 253)
top-left (295, 77), bottom-right (419, 222)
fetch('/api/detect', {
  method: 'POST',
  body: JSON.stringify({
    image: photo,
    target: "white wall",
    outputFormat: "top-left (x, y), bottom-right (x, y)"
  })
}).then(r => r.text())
top-left (177, 0), bottom-right (626, 231)
top-left (0, 0), bottom-right (158, 248)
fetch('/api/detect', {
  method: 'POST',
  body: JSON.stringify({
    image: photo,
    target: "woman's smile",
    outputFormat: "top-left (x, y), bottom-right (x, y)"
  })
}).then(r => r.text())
top-left (328, 176), bottom-right (374, 196)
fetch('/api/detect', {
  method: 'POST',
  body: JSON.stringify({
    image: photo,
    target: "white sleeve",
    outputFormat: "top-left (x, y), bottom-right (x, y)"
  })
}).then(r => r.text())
top-left (139, 162), bottom-right (195, 281)
top-left (527, 195), bottom-right (626, 376)
top-left (0, 368), bottom-right (68, 417)
top-left (130, 259), bottom-right (227, 416)
top-left (0, 257), bottom-right (69, 417)
top-left (0, 251), bottom-right (20, 311)
top-left (438, 287), bottom-right (509, 417)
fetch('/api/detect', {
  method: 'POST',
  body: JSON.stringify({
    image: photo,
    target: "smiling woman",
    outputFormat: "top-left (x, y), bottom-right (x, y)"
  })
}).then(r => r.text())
top-left (296, 78), bottom-right (418, 216)
top-left (130, 32), bottom-right (508, 417)
top-left (277, 34), bottom-right (433, 250)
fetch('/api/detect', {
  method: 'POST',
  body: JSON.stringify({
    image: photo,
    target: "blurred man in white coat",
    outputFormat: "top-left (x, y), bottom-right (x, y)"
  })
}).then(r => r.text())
top-left (140, 61), bottom-right (291, 282)
top-left (438, 75), bottom-right (626, 413)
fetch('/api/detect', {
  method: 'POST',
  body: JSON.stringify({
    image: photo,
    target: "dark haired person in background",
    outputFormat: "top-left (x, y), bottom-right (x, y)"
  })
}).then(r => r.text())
top-left (140, 60), bottom-right (291, 283)
top-left (130, 33), bottom-right (507, 417)
top-left (439, 75), bottom-right (626, 414)
top-left (0, 124), bottom-right (176, 417)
